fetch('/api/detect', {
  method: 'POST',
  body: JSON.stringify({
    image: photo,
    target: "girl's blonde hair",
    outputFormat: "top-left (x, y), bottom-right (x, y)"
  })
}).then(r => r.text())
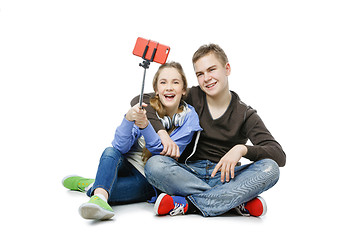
top-left (142, 61), bottom-right (188, 162)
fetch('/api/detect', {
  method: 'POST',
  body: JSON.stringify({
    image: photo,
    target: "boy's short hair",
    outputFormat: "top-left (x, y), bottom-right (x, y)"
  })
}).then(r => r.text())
top-left (192, 43), bottom-right (229, 66)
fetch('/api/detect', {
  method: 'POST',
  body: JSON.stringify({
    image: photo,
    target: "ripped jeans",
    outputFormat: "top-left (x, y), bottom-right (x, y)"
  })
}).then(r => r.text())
top-left (144, 156), bottom-right (280, 217)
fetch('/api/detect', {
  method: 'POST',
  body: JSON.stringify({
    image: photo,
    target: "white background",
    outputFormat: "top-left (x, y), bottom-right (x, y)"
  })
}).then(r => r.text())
top-left (1, 0), bottom-right (359, 239)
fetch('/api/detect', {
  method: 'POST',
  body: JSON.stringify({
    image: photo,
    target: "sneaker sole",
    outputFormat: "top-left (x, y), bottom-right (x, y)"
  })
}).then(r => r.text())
top-left (62, 174), bottom-right (78, 184)
top-left (79, 203), bottom-right (114, 220)
top-left (257, 196), bottom-right (267, 217)
top-left (153, 193), bottom-right (167, 215)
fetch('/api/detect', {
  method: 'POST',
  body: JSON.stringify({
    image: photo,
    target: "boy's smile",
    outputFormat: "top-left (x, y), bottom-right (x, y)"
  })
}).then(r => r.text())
top-left (204, 80), bottom-right (217, 90)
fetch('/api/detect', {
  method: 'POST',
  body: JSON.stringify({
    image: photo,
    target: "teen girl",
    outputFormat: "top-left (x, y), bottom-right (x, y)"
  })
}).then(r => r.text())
top-left (62, 62), bottom-right (202, 220)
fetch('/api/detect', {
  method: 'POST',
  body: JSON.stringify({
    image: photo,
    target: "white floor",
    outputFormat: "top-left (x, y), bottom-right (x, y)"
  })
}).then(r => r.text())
top-left (3, 167), bottom-right (356, 240)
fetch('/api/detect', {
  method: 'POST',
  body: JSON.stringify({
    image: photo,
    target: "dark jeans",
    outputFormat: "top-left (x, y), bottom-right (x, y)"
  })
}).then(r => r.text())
top-left (87, 147), bottom-right (155, 204)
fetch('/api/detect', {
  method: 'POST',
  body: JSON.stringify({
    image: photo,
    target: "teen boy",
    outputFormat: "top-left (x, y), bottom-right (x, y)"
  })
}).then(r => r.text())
top-left (132, 44), bottom-right (286, 217)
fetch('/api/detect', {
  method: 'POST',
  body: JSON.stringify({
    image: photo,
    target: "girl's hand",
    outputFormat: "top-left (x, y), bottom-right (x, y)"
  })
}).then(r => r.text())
top-left (126, 103), bottom-right (149, 129)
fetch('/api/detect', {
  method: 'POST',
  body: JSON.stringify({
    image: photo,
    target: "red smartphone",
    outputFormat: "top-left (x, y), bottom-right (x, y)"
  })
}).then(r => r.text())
top-left (132, 37), bottom-right (170, 64)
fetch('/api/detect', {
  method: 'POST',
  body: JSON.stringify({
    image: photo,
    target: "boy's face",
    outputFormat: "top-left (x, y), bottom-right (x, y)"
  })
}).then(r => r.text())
top-left (193, 53), bottom-right (231, 98)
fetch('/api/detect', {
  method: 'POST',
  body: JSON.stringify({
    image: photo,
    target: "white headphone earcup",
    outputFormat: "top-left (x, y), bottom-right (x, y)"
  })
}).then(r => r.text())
top-left (173, 102), bottom-right (190, 127)
top-left (162, 115), bottom-right (172, 130)
top-left (172, 113), bottom-right (179, 127)
top-left (157, 112), bottom-right (172, 130)
top-left (156, 101), bottom-right (190, 130)
top-left (173, 113), bottom-right (183, 127)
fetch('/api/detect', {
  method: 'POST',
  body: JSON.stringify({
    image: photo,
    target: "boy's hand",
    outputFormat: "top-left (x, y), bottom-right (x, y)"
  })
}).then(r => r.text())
top-left (211, 145), bottom-right (248, 182)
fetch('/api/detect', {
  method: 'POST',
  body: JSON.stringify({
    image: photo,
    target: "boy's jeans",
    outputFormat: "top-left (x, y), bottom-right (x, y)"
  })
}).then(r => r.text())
top-left (87, 147), bottom-right (155, 204)
top-left (145, 156), bottom-right (280, 217)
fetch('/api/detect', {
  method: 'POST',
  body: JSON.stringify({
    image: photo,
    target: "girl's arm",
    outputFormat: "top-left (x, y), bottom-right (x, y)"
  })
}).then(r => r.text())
top-left (140, 122), bottom-right (165, 154)
top-left (140, 105), bottom-right (202, 156)
top-left (111, 103), bottom-right (148, 154)
top-left (111, 117), bottom-right (140, 154)
top-left (140, 122), bottom-right (191, 156)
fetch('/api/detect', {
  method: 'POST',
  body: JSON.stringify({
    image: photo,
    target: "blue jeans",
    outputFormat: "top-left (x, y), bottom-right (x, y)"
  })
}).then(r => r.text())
top-left (87, 147), bottom-right (155, 204)
top-left (144, 156), bottom-right (280, 217)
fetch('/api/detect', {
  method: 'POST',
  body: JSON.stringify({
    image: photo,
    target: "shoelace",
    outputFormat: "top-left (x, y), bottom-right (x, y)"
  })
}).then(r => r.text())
top-left (236, 204), bottom-right (250, 217)
top-left (169, 203), bottom-right (185, 216)
top-left (78, 182), bottom-right (93, 192)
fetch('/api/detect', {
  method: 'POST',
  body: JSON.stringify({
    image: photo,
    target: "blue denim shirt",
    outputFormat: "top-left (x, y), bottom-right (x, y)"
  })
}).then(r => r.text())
top-left (111, 104), bottom-right (202, 156)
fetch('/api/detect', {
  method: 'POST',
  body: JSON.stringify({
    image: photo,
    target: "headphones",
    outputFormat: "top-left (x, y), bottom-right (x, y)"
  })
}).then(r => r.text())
top-left (156, 101), bottom-right (190, 130)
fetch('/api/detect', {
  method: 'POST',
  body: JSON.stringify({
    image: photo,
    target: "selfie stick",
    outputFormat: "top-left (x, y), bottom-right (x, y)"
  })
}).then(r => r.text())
top-left (138, 41), bottom-right (158, 109)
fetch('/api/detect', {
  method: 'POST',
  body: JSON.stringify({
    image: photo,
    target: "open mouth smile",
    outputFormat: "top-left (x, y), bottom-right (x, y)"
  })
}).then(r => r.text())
top-left (164, 94), bottom-right (176, 100)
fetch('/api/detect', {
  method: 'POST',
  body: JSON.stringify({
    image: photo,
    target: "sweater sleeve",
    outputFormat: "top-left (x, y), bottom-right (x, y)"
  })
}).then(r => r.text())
top-left (131, 93), bottom-right (165, 133)
top-left (140, 122), bottom-right (164, 155)
top-left (243, 109), bottom-right (286, 167)
top-left (111, 117), bottom-right (141, 154)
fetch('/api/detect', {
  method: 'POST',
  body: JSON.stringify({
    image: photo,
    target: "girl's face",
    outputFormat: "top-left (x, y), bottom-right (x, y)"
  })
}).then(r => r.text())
top-left (155, 67), bottom-right (186, 115)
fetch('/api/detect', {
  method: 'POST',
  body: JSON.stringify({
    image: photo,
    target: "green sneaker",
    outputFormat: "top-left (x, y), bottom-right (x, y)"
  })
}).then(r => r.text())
top-left (79, 195), bottom-right (114, 220)
top-left (62, 175), bottom-right (94, 192)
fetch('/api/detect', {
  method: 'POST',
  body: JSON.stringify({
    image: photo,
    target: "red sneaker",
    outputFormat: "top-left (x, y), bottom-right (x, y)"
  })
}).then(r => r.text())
top-left (154, 193), bottom-right (188, 216)
top-left (234, 196), bottom-right (267, 217)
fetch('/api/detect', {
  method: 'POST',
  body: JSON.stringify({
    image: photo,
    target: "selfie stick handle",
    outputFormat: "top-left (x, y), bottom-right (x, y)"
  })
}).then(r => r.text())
top-left (138, 41), bottom-right (158, 109)
top-left (138, 66), bottom-right (147, 109)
